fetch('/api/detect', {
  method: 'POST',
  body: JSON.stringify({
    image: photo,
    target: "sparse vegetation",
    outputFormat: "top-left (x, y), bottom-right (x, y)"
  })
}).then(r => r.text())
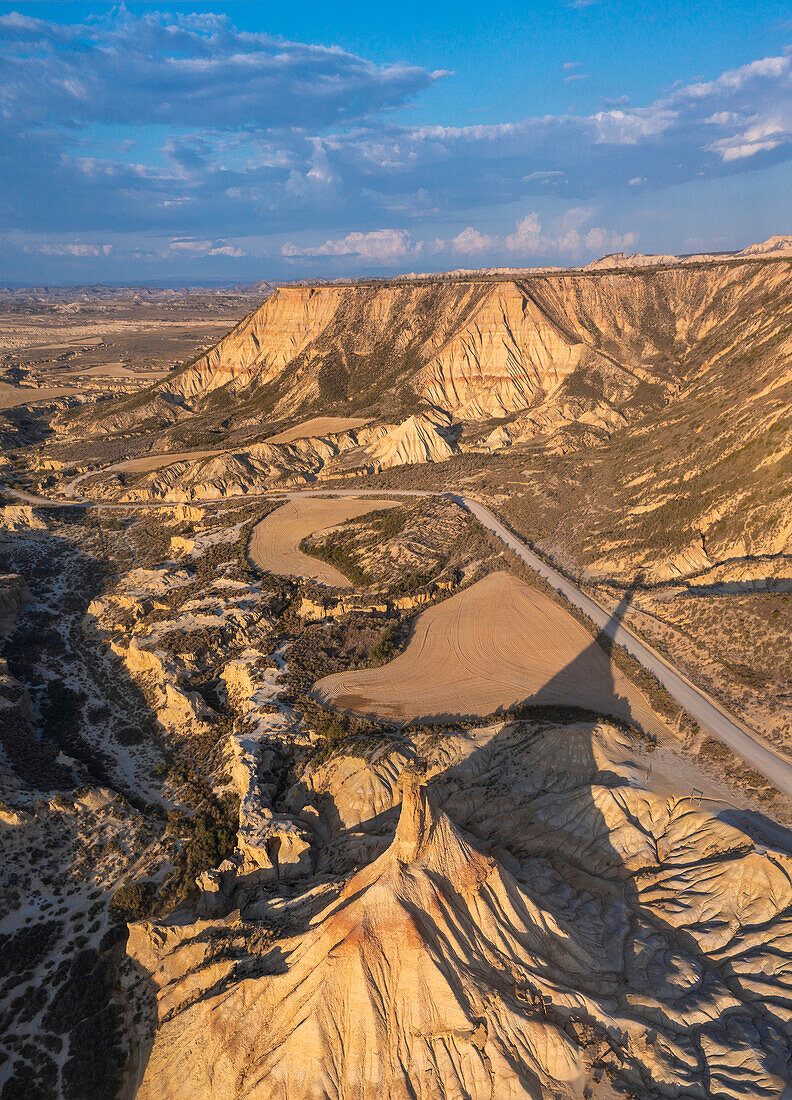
top-left (3, 262), bottom-right (792, 1100)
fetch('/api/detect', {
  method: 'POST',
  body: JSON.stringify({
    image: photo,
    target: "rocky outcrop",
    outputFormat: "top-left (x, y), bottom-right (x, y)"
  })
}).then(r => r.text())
top-left (79, 261), bottom-right (743, 440)
top-left (129, 718), bottom-right (792, 1099)
top-left (161, 286), bottom-right (348, 408)
top-left (0, 507), bottom-right (46, 533)
top-left (417, 281), bottom-right (594, 418)
top-left (153, 261), bottom-right (787, 425)
top-left (106, 411), bottom-right (459, 500)
top-left (740, 234), bottom-right (792, 257)
top-left (75, 258), bottom-right (792, 548)
top-left (132, 771), bottom-right (587, 1100)
top-left (0, 573), bottom-right (31, 628)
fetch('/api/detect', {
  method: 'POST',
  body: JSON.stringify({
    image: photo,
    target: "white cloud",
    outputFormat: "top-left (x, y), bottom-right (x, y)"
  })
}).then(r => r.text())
top-left (0, 10), bottom-right (443, 132)
top-left (706, 114), bottom-right (791, 162)
top-left (523, 170), bottom-right (564, 182)
top-left (282, 228), bottom-right (419, 263)
top-left (719, 139), bottom-right (782, 161)
top-left (5, 12), bottom-right (792, 278)
top-left (168, 239), bottom-right (213, 253)
top-left (451, 227), bottom-right (496, 254)
top-left (504, 213), bottom-right (543, 252)
top-left (26, 242), bottom-right (113, 256)
top-left (680, 55), bottom-right (790, 100)
top-left (168, 238), bottom-right (246, 257)
top-left (297, 210), bottom-right (638, 268)
top-left (591, 108), bottom-right (676, 145)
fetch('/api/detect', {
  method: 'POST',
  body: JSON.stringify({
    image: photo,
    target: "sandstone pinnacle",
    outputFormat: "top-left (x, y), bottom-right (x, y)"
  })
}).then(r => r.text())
top-left (394, 766), bottom-right (437, 862)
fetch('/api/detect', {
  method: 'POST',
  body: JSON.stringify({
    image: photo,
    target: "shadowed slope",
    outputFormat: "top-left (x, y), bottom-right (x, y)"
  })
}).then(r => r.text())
top-left (133, 770), bottom-right (590, 1099)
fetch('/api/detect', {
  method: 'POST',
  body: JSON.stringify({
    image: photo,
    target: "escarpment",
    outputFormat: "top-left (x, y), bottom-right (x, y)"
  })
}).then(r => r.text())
top-left (63, 255), bottom-right (792, 585)
top-left (78, 259), bottom-right (792, 442)
top-left (66, 258), bottom-right (792, 513)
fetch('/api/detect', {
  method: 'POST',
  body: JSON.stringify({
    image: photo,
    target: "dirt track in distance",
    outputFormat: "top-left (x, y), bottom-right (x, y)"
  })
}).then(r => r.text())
top-left (0, 382), bottom-right (85, 409)
top-left (314, 571), bottom-right (667, 733)
top-left (248, 496), bottom-right (399, 586)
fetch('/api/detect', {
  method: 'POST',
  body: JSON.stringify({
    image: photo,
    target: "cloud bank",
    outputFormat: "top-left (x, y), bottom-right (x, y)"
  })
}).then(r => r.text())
top-left (1, 9), bottom-right (791, 277)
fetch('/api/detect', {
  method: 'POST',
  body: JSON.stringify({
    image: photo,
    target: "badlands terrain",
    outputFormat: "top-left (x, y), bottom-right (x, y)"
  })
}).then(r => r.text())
top-left (0, 247), bottom-right (791, 1098)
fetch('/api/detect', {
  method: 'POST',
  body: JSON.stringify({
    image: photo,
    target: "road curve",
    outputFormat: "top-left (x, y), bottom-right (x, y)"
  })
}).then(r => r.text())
top-left (4, 476), bottom-right (792, 798)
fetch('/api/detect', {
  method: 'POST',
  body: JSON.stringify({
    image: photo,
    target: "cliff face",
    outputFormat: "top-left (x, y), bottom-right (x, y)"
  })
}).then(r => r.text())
top-left (160, 286), bottom-right (349, 405)
top-left (158, 281), bottom-right (492, 416)
top-left (69, 258), bottom-right (792, 581)
top-left (131, 775), bottom-right (586, 1100)
top-left (148, 260), bottom-right (791, 429)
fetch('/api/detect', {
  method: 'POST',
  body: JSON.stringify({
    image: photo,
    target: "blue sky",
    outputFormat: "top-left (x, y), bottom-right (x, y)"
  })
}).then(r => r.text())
top-left (2, 0), bottom-right (791, 284)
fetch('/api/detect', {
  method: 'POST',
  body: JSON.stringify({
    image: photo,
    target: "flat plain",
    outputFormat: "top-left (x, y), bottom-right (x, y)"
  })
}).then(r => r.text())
top-left (264, 416), bottom-right (370, 444)
top-left (0, 381), bottom-right (85, 409)
top-left (314, 570), bottom-right (667, 732)
top-left (248, 495), bottom-right (400, 585)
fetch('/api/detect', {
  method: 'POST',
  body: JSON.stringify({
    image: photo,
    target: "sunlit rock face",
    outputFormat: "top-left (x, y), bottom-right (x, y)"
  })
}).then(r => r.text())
top-left (130, 722), bottom-right (792, 1100)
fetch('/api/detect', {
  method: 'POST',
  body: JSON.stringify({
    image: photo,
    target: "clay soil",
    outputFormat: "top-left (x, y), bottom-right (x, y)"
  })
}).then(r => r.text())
top-left (314, 571), bottom-right (667, 733)
top-left (248, 496), bottom-right (399, 586)
top-left (265, 416), bottom-right (370, 444)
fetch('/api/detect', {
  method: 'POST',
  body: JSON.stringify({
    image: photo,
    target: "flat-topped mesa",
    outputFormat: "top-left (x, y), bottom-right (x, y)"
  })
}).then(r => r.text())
top-left (393, 767), bottom-right (439, 862)
top-left (75, 256), bottom-right (792, 465)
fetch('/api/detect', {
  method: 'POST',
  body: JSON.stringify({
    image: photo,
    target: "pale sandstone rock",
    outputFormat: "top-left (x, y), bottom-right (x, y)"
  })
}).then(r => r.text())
top-left (484, 424), bottom-right (512, 449)
top-left (166, 504), bottom-right (205, 525)
top-left (130, 719), bottom-right (792, 1098)
top-left (134, 774), bottom-right (587, 1100)
top-left (196, 860), bottom-right (238, 917)
top-left (0, 506), bottom-right (46, 532)
top-left (237, 806), bottom-right (313, 883)
top-left (160, 285), bottom-right (348, 407)
top-left (0, 805), bottom-right (26, 826)
top-left (168, 536), bottom-right (195, 556)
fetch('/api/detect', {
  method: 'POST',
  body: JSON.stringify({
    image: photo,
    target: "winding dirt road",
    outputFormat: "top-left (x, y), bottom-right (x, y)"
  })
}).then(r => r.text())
top-left (5, 476), bottom-right (792, 798)
top-left (457, 495), bottom-right (792, 801)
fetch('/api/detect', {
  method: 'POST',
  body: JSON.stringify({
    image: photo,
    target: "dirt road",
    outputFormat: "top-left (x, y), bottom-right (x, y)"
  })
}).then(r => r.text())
top-left (5, 476), bottom-right (792, 798)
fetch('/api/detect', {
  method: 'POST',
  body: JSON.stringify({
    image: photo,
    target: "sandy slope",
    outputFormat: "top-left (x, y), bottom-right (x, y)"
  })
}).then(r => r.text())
top-left (248, 496), bottom-right (399, 586)
top-left (130, 729), bottom-right (792, 1099)
top-left (265, 416), bottom-right (370, 444)
top-left (314, 571), bottom-right (666, 734)
top-left (112, 449), bottom-right (227, 473)
top-left (133, 772), bottom-right (587, 1100)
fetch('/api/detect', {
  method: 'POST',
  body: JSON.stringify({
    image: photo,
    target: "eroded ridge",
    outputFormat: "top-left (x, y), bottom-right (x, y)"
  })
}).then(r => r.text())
top-left (129, 719), bottom-right (792, 1100)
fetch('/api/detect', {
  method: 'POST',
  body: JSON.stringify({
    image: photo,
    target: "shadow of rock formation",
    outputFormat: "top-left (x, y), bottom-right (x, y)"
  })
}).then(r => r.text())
top-left (128, 574), bottom-right (792, 1098)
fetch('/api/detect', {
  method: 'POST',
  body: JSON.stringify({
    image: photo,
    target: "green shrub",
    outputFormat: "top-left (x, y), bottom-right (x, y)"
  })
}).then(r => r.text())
top-left (109, 880), bottom-right (156, 921)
